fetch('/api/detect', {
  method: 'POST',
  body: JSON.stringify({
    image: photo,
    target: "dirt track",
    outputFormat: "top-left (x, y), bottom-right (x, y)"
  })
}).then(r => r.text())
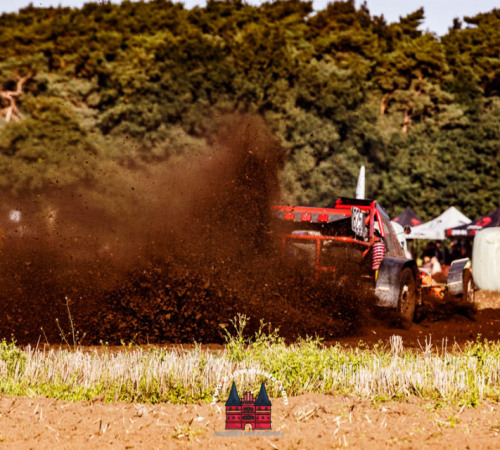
top-left (0, 116), bottom-right (496, 349)
top-left (326, 291), bottom-right (499, 348)
top-left (0, 293), bottom-right (498, 448)
top-left (1, 392), bottom-right (499, 449)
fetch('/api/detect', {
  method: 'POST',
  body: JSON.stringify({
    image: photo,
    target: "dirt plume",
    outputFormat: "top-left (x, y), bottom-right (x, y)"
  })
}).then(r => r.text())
top-left (0, 115), bottom-right (360, 344)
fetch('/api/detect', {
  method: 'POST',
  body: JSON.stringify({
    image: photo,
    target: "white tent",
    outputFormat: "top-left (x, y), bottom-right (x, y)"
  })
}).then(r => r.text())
top-left (407, 207), bottom-right (471, 240)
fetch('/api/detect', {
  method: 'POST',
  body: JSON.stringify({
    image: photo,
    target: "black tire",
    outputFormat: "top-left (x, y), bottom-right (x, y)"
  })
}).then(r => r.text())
top-left (397, 268), bottom-right (417, 329)
top-left (463, 269), bottom-right (477, 319)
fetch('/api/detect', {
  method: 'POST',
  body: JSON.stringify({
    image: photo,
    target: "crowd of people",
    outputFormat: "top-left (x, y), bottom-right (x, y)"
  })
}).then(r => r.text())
top-left (413, 240), bottom-right (471, 280)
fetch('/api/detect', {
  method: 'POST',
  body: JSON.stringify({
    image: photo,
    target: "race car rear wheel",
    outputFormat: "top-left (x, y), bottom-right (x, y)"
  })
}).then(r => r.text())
top-left (397, 268), bottom-right (417, 329)
top-left (463, 269), bottom-right (477, 319)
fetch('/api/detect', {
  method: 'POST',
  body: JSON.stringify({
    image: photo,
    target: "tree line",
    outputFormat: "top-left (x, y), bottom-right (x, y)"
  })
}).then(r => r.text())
top-left (0, 0), bottom-right (499, 220)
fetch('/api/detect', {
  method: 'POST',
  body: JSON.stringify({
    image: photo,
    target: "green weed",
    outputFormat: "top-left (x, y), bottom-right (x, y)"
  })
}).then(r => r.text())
top-left (0, 318), bottom-right (499, 405)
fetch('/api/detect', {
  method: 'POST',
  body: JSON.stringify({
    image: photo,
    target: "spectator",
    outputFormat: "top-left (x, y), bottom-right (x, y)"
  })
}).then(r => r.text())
top-left (430, 256), bottom-right (442, 276)
top-left (422, 256), bottom-right (431, 270)
top-left (430, 256), bottom-right (447, 282)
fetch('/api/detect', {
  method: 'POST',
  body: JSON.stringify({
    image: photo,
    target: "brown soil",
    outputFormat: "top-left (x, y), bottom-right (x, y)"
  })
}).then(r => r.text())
top-left (329, 307), bottom-right (500, 349)
top-left (0, 115), bottom-right (496, 348)
top-left (0, 115), bottom-right (361, 345)
top-left (1, 393), bottom-right (499, 449)
top-left (1, 295), bottom-right (499, 449)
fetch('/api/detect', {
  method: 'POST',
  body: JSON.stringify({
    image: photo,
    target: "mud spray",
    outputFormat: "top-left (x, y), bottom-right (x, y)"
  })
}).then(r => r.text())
top-left (0, 115), bottom-right (359, 344)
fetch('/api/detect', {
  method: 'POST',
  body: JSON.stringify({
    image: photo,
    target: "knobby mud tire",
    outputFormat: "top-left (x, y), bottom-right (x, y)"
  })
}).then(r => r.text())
top-left (463, 269), bottom-right (477, 320)
top-left (397, 268), bottom-right (417, 329)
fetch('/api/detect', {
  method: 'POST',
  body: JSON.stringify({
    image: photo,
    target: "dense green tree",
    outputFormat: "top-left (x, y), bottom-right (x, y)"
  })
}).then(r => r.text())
top-left (0, 96), bottom-right (99, 193)
top-left (0, 0), bottom-right (498, 219)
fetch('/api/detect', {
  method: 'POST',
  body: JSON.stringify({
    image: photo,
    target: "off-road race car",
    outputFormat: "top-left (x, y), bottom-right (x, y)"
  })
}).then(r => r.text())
top-left (271, 198), bottom-right (475, 328)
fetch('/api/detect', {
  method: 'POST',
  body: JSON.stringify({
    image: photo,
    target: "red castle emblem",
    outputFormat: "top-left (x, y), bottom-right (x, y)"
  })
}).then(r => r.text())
top-left (225, 381), bottom-right (272, 430)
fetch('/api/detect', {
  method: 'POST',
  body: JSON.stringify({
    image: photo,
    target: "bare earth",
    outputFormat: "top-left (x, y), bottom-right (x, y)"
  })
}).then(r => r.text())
top-left (1, 394), bottom-right (499, 449)
top-left (0, 291), bottom-right (499, 449)
top-left (324, 291), bottom-right (500, 349)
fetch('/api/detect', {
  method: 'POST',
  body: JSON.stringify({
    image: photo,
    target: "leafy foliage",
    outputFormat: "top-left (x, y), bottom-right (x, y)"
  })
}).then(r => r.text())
top-left (0, 0), bottom-right (499, 219)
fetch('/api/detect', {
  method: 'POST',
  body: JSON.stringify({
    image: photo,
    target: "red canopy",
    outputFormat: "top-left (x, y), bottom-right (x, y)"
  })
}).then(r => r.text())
top-left (446, 207), bottom-right (500, 237)
top-left (392, 207), bottom-right (422, 228)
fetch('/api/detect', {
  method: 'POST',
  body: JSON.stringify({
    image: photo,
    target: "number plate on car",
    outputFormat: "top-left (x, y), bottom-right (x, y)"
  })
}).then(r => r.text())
top-left (351, 207), bottom-right (368, 238)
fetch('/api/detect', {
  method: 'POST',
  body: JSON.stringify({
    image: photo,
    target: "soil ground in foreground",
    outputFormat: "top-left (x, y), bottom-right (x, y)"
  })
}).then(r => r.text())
top-left (328, 309), bottom-right (500, 349)
top-left (41, 292), bottom-right (500, 354)
top-left (0, 393), bottom-right (499, 449)
top-left (327, 290), bottom-right (500, 348)
top-left (0, 292), bottom-right (499, 449)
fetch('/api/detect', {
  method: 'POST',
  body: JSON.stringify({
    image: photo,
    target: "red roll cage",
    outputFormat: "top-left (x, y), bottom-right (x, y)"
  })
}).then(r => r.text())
top-left (271, 198), bottom-right (389, 277)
